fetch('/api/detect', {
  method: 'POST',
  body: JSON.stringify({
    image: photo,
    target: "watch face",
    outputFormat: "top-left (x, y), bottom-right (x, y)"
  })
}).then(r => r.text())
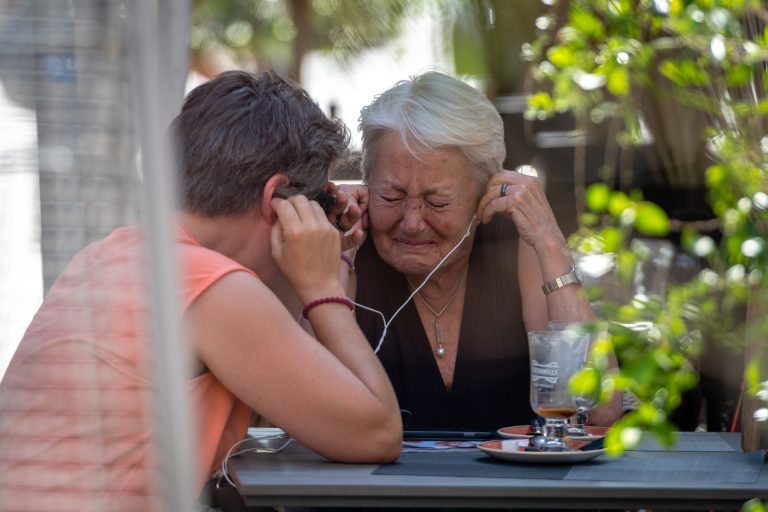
top-left (574, 266), bottom-right (584, 283)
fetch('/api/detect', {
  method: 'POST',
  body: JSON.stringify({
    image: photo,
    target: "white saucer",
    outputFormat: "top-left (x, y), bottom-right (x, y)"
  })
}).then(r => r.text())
top-left (478, 439), bottom-right (606, 464)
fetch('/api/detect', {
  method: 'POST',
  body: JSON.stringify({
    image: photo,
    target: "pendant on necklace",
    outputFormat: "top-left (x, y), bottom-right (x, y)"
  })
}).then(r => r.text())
top-left (434, 318), bottom-right (446, 358)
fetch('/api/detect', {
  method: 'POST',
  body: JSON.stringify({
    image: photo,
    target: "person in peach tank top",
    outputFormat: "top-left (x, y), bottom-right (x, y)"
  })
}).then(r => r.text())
top-left (0, 71), bottom-right (401, 512)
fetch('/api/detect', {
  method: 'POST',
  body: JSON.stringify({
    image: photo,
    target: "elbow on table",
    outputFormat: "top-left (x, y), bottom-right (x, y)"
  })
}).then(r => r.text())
top-left (338, 435), bottom-right (402, 464)
top-left (367, 424), bottom-right (402, 463)
top-left (323, 417), bottom-right (402, 464)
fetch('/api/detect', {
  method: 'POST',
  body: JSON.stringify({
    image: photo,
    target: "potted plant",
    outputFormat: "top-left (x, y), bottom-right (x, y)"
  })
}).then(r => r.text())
top-left (522, 0), bottom-right (768, 459)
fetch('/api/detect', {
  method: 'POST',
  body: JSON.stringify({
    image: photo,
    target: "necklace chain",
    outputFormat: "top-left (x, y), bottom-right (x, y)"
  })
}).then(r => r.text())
top-left (407, 272), bottom-right (467, 358)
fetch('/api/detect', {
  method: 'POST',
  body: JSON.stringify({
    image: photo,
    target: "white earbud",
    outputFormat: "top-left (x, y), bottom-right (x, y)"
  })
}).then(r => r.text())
top-left (461, 215), bottom-right (477, 241)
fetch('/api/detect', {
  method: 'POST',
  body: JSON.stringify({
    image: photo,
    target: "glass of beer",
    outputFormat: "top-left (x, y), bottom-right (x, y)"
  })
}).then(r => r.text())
top-left (528, 328), bottom-right (592, 451)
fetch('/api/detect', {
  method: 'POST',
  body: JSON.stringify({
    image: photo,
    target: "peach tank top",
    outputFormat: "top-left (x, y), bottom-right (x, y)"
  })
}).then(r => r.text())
top-left (0, 223), bottom-right (253, 511)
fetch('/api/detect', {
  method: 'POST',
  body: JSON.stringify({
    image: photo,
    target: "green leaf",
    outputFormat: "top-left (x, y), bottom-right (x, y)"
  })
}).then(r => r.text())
top-left (618, 425), bottom-right (643, 448)
top-left (706, 164), bottom-right (726, 188)
top-left (675, 368), bottom-right (699, 390)
top-left (764, 68), bottom-right (768, 93)
top-left (681, 227), bottom-right (699, 253)
top-left (586, 183), bottom-right (612, 212)
top-left (726, 64), bottom-right (753, 87)
top-left (617, 250), bottom-right (636, 282)
top-left (658, 59), bottom-right (711, 87)
top-left (604, 427), bottom-right (625, 455)
top-left (601, 227), bottom-right (623, 253)
top-left (570, 366), bottom-right (600, 395)
top-left (579, 212), bottom-right (599, 227)
top-left (526, 92), bottom-right (556, 116)
top-left (634, 202), bottom-right (670, 236)
top-left (547, 45), bottom-right (577, 68)
top-left (607, 66), bottom-right (630, 96)
top-left (608, 191), bottom-right (631, 217)
top-left (741, 498), bottom-right (767, 512)
top-left (745, 358), bottom-right (761, 392)
top-left (570, 8), bottom-right (606, 40)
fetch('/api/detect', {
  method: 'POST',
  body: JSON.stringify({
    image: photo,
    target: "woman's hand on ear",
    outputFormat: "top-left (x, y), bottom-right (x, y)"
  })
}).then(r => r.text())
top-left (270, 195), bottom-right (346, 303)
top-left (476, 170), bottom-right (566, 252)
top-left (330, 183), bottom-right (368, 253)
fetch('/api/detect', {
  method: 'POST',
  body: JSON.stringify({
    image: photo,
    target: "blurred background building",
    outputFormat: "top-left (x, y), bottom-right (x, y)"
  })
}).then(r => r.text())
top-left (0, 0), bottom-right (144, 376)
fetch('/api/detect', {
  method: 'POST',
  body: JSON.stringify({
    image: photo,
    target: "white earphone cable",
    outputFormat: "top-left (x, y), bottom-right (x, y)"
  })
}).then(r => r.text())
top-left (364, 215), bottom-right (476, 354)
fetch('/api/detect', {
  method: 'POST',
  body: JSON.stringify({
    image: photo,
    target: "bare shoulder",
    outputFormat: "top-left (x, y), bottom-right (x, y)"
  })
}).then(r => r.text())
top-left (186, 270), bottom-right (306, 361)
top-left (188, 271), bottom-right (287, 316)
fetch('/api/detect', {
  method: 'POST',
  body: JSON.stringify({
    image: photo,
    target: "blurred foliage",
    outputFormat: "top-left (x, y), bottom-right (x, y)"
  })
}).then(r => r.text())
top-left (527, 0), bottom-right (768, 454)
top-left (190, 0), bottom-right (545, 93)
top-left (190, 0), bottom-right (417, 81)
top-left (450, 0), bottom-right (546, 94)
top-left (742, 498), bottom-right (768, 512)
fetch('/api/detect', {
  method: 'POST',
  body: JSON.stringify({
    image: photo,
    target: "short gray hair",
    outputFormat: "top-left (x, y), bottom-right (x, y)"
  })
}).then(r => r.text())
top-left (359, 72), bottom-right (505, 190)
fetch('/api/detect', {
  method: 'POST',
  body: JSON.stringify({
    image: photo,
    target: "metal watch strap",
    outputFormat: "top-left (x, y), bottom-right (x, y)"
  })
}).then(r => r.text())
top-left (541, 265), bottom-right (581, 295)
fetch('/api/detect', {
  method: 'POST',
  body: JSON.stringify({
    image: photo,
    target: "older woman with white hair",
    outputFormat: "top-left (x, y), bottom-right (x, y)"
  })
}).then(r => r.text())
top-left (342, 71), bottom-right (621, 432)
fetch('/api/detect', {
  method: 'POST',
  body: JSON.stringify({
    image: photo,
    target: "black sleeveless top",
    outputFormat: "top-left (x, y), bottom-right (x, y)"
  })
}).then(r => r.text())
top-left (355, 217), bottom-right (532, 432)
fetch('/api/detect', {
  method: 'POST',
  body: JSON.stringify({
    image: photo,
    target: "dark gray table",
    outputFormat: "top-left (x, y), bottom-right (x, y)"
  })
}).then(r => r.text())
top-left (229, 432), bottom-right (767, 510)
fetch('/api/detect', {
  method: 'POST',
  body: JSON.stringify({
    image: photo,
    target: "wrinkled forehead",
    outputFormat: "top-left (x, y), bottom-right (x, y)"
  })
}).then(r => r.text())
top-left (368, 132), bottom-right (482, 195)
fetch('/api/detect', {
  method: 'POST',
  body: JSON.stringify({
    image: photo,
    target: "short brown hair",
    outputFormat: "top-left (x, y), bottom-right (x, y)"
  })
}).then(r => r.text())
top-left (171, 70), bottom-right (350, 216)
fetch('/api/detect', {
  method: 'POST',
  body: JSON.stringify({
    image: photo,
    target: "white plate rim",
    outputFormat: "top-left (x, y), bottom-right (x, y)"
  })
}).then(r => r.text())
top-left (478, 440), bottom-right (606, 464)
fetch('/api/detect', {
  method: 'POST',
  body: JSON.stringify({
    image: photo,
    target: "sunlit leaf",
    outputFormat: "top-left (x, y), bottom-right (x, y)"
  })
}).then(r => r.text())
top-left (658, 59), bottom-right (710, 86)
top-left (570, 7), bottom-right (605, 40)
top-left (652, 423), bottom-right (676, 447)
top-left (674, 368), bottom-right (699, 390)
top-left (604, 427), bottom-right (625, 455)
top-left (618, 425), bottom-right (642, 448)
top-left (547, 45), bottom-right (577, 68)
top-left (527, 91), bottom-right (555, 112)
top-left (726, 64), bottom-right (753, 87)
top-left (617, 250), bottom-right (636, 282)
top-left (579, 212), bottom-right (600, 226)
top-left (570, 366), bottom-right (600, 395)
top-left (601, 226), bottom-right (623, 253)
top-left (740, 498), bottom-right (767, 512)
top-left (746, 358), bottom-right (761, 392)
top-left (608, 191), bottom-right (631, 217)
top-left (680, 227), bottom-right (699, 253)
top-left (519, 0), bottom-right (768, 460)
top-left (634, 201), bottom-right (670, 236)
top-left (764, 67), bottom-right (768, 93)
top-left (607, 66), bottom-right (629, 96)
top-left (706, 164), bottom-right (726, 188)
top-left (586, 183), bottom-right (612, 212)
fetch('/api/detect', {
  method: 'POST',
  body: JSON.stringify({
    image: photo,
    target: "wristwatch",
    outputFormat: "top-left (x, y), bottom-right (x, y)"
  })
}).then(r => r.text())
top-left (541, 265), bottom-right (583, 295)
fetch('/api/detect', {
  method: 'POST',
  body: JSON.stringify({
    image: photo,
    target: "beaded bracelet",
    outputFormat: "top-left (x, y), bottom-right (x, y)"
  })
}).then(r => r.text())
top-left (301, 296), bottom-right (355, 319)
top-left (340, 253), bottom-right (355, 275)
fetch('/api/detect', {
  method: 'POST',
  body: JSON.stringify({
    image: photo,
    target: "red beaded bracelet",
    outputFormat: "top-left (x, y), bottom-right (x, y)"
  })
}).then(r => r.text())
top-left (301, 296), bottom-right (355, 319)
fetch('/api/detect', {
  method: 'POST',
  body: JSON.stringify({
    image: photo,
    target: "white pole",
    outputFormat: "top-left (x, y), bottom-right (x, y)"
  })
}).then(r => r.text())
top-left (130, 0), bottom-right (195, 510)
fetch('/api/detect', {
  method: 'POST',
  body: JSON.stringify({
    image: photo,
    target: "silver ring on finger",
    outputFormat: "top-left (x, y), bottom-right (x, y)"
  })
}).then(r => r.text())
top-left (335, 215), bottom-right (352, 232)
top-left (500, 183), bottom-right (508, 198)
